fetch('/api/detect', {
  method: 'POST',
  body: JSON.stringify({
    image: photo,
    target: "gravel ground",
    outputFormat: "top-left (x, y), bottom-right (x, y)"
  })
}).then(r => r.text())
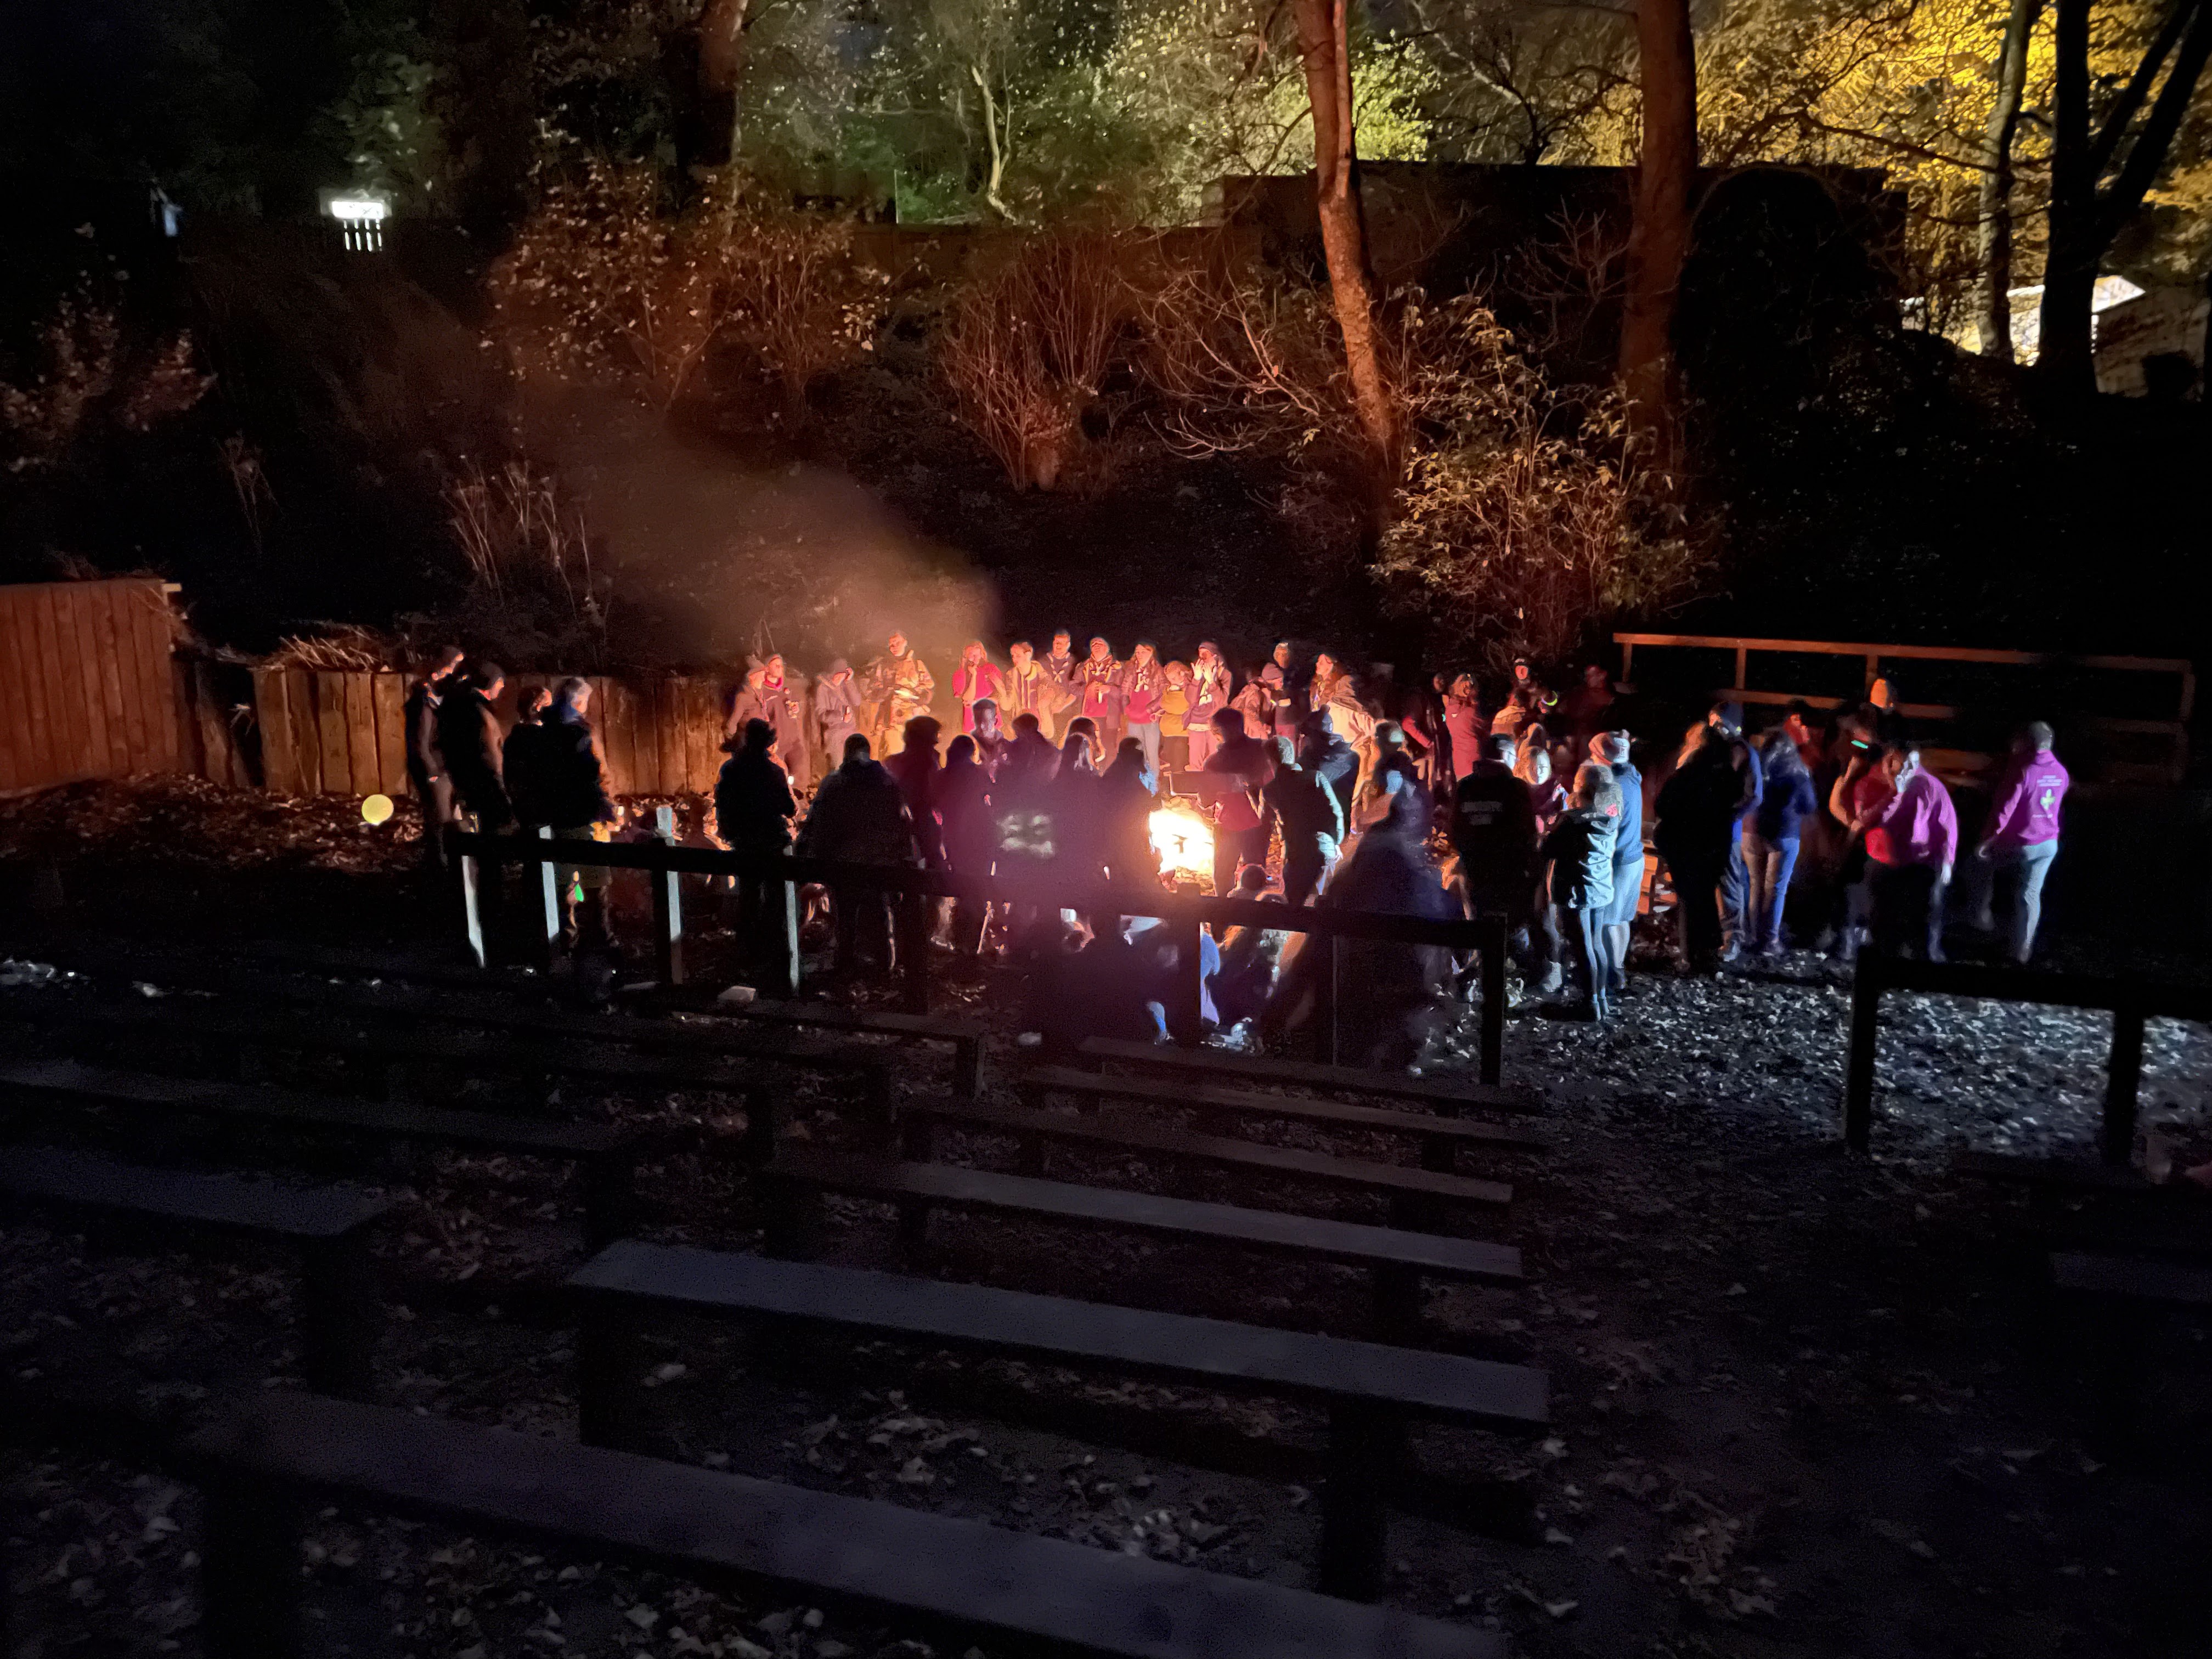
top-left (3, 780), bottom-right (2209, 1659)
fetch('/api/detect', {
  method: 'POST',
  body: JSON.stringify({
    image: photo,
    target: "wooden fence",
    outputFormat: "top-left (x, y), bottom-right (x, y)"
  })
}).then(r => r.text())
top-left (0, 579), bottom-right (193, 795)
top-left (251, 669), bottom-right (735, 799)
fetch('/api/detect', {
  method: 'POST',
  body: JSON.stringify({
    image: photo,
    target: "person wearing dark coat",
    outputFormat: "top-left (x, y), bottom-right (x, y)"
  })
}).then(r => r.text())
top-left (1101, 738), bottom-right (1162, 890)
top-left (437, 663), bottom-right (512, 831)
top-left (938, 734), bottom-right (997, 961)
top-left (1298, 712), bottom-right (1359, 807)
top-left (404, 645), bottom-right (465, 866)
top-left (1262, 735), bottom-right (1345, 906)
top-left (716, 718), bottom-right (799, 981)
top-left (798, 733), bottom-right (919, 977)
top-left (812, 659), bottom-right (864, 762)
top-left (1452, 732), bottom-right (1547, 990)
top-left (1655, 725), bottom-right (1745, 974)
top-left (1199, 710), bottom-right (1273, 901)
top-left (540, 678), bottom-right (622, 951)
top-left (882, 717), bottom-right (945, 868)
top-left (502, 687), bottom-right (557, 830)
top-left (1543, 763), bottom-right (1621, 1018)
top-left (1743, 731), bottom-right (1820, 956)
top-left (1047, 721), bottom-right (1108, 895)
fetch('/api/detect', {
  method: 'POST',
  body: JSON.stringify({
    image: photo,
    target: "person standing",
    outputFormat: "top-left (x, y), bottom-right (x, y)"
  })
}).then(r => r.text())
top-left (1048, 720), bottom-right (1108, 898)
top-left (1263, 735), bottom-right (1345, 905)
top-left (868, 633), bottom-right (935, 750)
top-left (1121, 642), bottom-right (1166, 775)
top-left (437, 662), bottom-right (512, 832)
top-left (1655, 725), bottom-right (1742, 974)
top-left (884, 716), bottom-right (945, 869)
top-left (1001, 641), bottom-right (1054, 742)
top-left (1187, 645), bottom-right (1231, 770)
top-left (1595, 731), bottom-right (1643, 995)
top-left (1824, 714), bottom-right (1888, 962)
top-left (937, 733), bottom-right (997, 963)
top-left (798, 733), bottom-right (919, 978)
top-left (1260, 640), bottom-right (1301, 740)
top-left (759, 654), bottom-right (810, 790)
top-left (1102, 737), bottom-right (1162, 889)
top-left (970, 698), bottom-right (1009, 777)
top-left (1452, 732), bottom-right (1545, 991)
top-left (715, 716), bottom-right (798, 981)
top-left (1041, 630), bottom-right (1082, 733)
top-left (1708, 703), bottom-right (1765, 960)
top-left (1159, 661), bottom-right (1192, 783)
top-left (812, 659), bottom-right (864, 762)
top-left (1743, 730), bottom-right (1819, 956)
top-left (1560, 663), bottom-right (1616, 748)
top-left (951, 641), bottom-right (1004, 736)
top-left (1543, 763), bottom-right (1621, 1019)
top-left (405, 645), bottom-right (465, 868)
top-left (1079, 637), bottom-right (1125, 755)
top-left (1297, 712), bottom-right (1359, 809)
top-left (1968, 721), bottom-right (2069, 963)
top-left (1200, 708), bottom-right (1273, 900)
top-left (1443, 673), bottom-right (1487, 784)
top-left (503, 686), bottom-right (557, 832)
top-left (1853, 740), bottom-right (1957, 961)
top-left (1231, 668), bottom-right (1272, 740)
top-left (541, 677), bottom-right (623, 952)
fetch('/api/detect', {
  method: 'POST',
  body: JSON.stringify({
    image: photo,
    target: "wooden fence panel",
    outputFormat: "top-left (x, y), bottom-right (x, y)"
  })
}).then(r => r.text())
top-left (313, 673), bottom-right (351, 795)
top-left (0, 579), bottom-right (190, 793)
top-left (371, 673), bottom-right (408, 794)
top-left (342, 673), bottom-right (379, 796)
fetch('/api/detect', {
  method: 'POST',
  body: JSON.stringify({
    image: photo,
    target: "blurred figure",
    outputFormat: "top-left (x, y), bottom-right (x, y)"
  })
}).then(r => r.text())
top-left (1187, 644), bottom-right (1232, 768)
top-left (1561, 663), bottom-right (1616, 747)
top-left (1122, 642), bottom-right (1166, 775)
top-left (798, 733), bottom-right (918, 977)
top-left (970, 698), bottom-right (1009, 777)
top-left (1744, 729), bottom-right (1819, 956)
top-left (542, 677), bottom-right (622, 953)
top-left (1443, 673), bottom-right (1487, 783)
top-left (1968, 721), bottom-right (2069, 963)
top-left (1214, 864), bottom-right (1289, 1032)
top-left (715, 717), bottom-right (798, 980)
top-left (1299, 711), bottom-right (1359, 806)
top-left (1655, 725), bottom-right (1742, 974)
top-left (503, 686), bottom-right (557, 832)
top-left (1263, 735), bottom-right (1345, 906)
top-left (884, 716), bottom-right (946, 868)
top-left (1261, 640), bottom-right (1302, 739)
top-left (868, 632), bottom-right (935, 749)
top-left (812, 659), bottom-right (864, 763)
top-left (1516, 740), bottom-right (1565, 836)
top-left (1041, 630), bottom-right (1082, 731)
top-left (1231, 667), bottom-right (1273, 740)
top-left (937, 733), bottom-right (997, 963)
top-left (1299, 783), bottom-right (1457, 1068)
top-left (1001, 641), bottom-right (1054, 742)
top-left (1453, 732), bottom-right (1546, 992)
top-left (759, 654), bottom-right (810, 790)
top-left (1201, 708), bottom-right (1273, 900)
top-left (1159, 661), bottom-right (1192, 781)
top-left (952, 641), bottom-right (1003, 736)
top-left (1708, 702), bottom-right (1765, 960)
top-left (1048, 719), bottom-right (1108, 896)
top-left (1102, 736), bottom-right (1163, 888)
top-left (1544, 762), bottom-right (1621, 1019)
top-left (1825, 717), bottom-right (1889, 963)
top-left (1853, 740), bottom-right (1957, 961)
top-left (1595, 731), bottom-right (1643, 994)
top-left (998, 711), bottom-right (1060, 793)
top-left (405, 645), bottom-right (466, 867)
top-left (1079, 637), bottom-right (1125, 754)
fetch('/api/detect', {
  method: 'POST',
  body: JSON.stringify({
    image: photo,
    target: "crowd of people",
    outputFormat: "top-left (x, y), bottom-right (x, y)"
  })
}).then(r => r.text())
top-left (397, 631), bottom-right (2073, 1053)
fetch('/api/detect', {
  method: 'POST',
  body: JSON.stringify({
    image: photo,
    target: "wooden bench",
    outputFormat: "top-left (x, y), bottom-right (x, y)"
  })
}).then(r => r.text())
top-left (1077, 1036), bottom-right (1541, 1115)
top-left (569, 1242), bottom-right (1545, 1599)
top-left (183, 1390), bottom-right (1504, 1658)
top-left (0, 1058), bottom-right (654, 1251)
top-left (2049, 1250), bottom-right (2212, 1438)
top-left (1953, 1150), bottom-right (2168, 1199)
top-left (904, 1097), bottom-right (1511, 1233)
top-left (0, 1146), bottom-right (387, 1397)
top-left (762, 1149), bottom-right (1522, 1339)
top-left (1026, 1064), bottom-right (1547, 1172)
top-left (2051, 1251), bottom-right (2212, 1307)
top-left (1, 994), bottom-right (885, 1130)
top-left (699, 995), bottom-right (986, 1098)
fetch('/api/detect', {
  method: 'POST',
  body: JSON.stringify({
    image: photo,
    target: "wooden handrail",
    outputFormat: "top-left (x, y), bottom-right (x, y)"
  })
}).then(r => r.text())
top-left (1613, 633), bottom-right (2191, 676)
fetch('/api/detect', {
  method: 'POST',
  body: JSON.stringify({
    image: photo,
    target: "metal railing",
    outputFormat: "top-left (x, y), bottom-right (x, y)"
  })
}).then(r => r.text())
top-left (446, 823), bottom-right (1511, 1084)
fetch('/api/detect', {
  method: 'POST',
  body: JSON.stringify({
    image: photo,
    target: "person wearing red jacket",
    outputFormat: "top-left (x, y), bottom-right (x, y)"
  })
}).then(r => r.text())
top-left (951, 641), bottom-right (1004, 736)
top-left (1121, 642), bottom-right (1166, 775)
top-left (1078, 637), bottom-right (1125, 754)
top-left (1968, 721), bottom-right (2068, 963)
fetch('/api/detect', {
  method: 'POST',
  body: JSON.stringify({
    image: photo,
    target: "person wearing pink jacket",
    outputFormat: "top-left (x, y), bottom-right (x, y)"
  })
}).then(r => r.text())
top-left (1121, 642), bottom-right (1167, 775)
top-left (1853, 740), bottom-right (1958, 961)
top-left (951, 641), bottom-right (1005, 736)
top-left (1968, 721), bottom-right (2068, 962)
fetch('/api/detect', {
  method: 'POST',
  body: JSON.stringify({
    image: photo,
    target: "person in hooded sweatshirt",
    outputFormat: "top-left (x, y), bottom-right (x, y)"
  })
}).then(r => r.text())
top-left (1102, 737), bottom-right (1163, 889)
top-left (715, 717), bottom-right (798, 979)
top-left (798, 733), bottom-right (919, 977)
top-left (811, 659), bottom-right (864, 763)
top-left (1743, 726), bottom-right (1820, 956)
top-left (1543, 762), bottom-right (1621, 1019)
top-left (1967, 721), bottom-right (2068, 963)
top-left (1656, 724), bottom-right (1745, 974)
top-left (937, 733), bottom-right (997, 962)
top-left (1298, 711), bottom-right (1359, 808)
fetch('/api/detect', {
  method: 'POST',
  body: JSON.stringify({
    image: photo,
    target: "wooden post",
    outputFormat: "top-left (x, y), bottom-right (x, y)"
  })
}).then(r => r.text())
top-left (1313, 932), bottom-right (1341, 1065)
top-left (1317, 1402), bottom-right (1401, 1601)
top-left (1174, 914), bottom-right (1206, 1046)
top-left (300, 1235), bottom-right (379, 1402)
top-left (2102, 1002), bottom-right (2146, 1167)
top-left (1733, 644), bottom-right (1748, 692)
top-left (777, 855), bottom-right (802, 998)
top-left (457, 833), bottom-right (486, 970)
top-left (651, 805), bottom-right (685, 987)
top-left (1478, 916), bottom-right (1505, 1087)
top-left (899, 890), bottom-right (932, 1014)
top-left (537, 825), bottom-right (562, 969)
top-left (1843, 957), bottom-right (1881, 1153)
top-left (200, 1474), bottom-right (302, 1658)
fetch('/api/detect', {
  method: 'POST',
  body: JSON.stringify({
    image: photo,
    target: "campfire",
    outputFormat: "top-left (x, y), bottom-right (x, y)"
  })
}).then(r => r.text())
top-left (1149, 802), bottom-right (1215, 883)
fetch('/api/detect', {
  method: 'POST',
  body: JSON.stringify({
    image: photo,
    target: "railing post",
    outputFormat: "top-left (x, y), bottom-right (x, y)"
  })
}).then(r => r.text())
top-left (1843, 955), bottom-right (1881, 1153)
top-left (651, 805), bottom-right (684, 987)
top-left (454, 830), bottom-right (486, 970)
top-left (537, 824), bottom-right (562, 969)
top-left (2102, 1001), bottom-right (2146, 1167)
top-left (1479, 915), bottom-right (1505, 1086)
top-left (1314, 930), bottom-right (1340, 1065)
top-left (1172, 912), bottom-right (1206, 1045)
top-left (777, 851), bottom-right (802, 997)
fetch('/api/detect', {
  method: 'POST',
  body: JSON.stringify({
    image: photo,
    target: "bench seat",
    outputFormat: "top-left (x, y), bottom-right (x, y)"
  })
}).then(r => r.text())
top-left (1077, 1036), bottom-right (1540, 1115)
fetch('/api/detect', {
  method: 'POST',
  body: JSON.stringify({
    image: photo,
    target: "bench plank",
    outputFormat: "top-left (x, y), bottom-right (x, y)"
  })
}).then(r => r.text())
top-left (1951, 1150), bottom-right (2176, 1197)
top-left (918, 1099), bottom-right (1514, 1209)
top-left (0, 1145), bottom-right (388, 1238)
top-left (1030, 1065), bottom-right (1548, 1153)
top-left (766, 1150), bottom-right (1522, 1285)
top-left (1079, 1037), bottom-right (1539, 1115)
top-left (2052, 1251), bottom-right (2212, 1307)
top-left (572, 1243), bottom-right (1546, 1429)
top-left (189, 1391), bottom-right (1505, 1659)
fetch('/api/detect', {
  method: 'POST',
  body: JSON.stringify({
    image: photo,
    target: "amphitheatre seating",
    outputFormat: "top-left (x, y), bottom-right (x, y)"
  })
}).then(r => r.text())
top-left (761, 1148), bottom-right (1522, 1339)
top-left (901, 1096), bottom-right (1511, 1232)
top-left (1952, 1150), bottom-right (2170, 1199)
top-left (0, 1057), bottom-right (654, 1250)
top-left (1025, 1063), bottom-right (1548, 1173)
top-left (693, 994), bottom-right (986, 1098)
top-left (2052, 1250), bottom-right (2212, 1307)
top-left (1076, 1036), bottom-right (1541, 1116)
top-left (0, 1146), bottom-right (388, 1398)
top-left (568, 1242), bottom-right (1547, 1599)
top-left (180, 1390), bottom-right (1505, 1658)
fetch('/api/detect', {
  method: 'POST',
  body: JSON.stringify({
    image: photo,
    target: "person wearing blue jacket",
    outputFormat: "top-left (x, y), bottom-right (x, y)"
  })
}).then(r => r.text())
top-left (1743, 728), bottom-right (1819, 956)
top-left (1594, 731), bottom-right (1643, 995)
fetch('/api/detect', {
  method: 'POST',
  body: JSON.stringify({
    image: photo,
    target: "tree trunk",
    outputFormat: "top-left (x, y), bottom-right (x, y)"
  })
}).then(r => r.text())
top-left (1976, 0), bottom-right (2042, 362)
top-left (1293, 0), bottom-right (1397, 469)
top-left (2039, 0), bottom-right (2099, 389)
top-left (1620, 0), bottom-right (1699, 452)
top-left (698, 0), bottom-right (753, 166)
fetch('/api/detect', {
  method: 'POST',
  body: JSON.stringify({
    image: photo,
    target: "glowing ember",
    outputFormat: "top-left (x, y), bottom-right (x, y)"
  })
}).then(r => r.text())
top-left (1149, 803), bottom-right (1214, 881)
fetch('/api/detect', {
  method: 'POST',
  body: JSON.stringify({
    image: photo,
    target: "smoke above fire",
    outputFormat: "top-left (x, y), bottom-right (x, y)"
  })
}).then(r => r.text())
top-left (532, 393), bottom-right (997, 677)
